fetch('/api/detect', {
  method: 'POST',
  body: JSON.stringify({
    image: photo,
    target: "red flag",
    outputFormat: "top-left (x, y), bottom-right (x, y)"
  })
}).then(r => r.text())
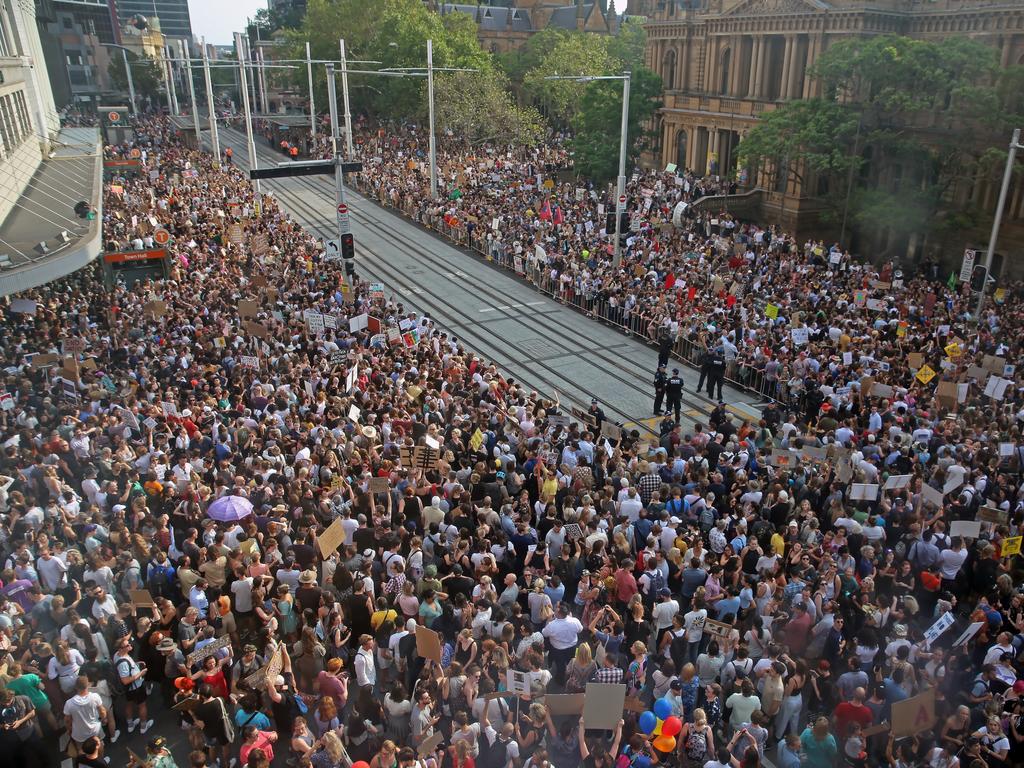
top-left (726, 294), bottom-right (737, 308)
top-left (539, 199), bottom-right (551, 221)
top-left (552, 205), bottom-right (563, 225)
top-left (665, 273), bottom-right (676, 291)
top-left (687, 285), bottom-right (697, 301)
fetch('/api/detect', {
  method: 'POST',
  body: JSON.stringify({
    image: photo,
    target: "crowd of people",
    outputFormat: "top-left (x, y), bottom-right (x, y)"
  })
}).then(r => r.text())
top-left (0, 110), bottom-right (1020, 768)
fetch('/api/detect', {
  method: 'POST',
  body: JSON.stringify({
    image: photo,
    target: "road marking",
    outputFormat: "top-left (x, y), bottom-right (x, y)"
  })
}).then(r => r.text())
top-left (479, 301), bottom-right (545, 313)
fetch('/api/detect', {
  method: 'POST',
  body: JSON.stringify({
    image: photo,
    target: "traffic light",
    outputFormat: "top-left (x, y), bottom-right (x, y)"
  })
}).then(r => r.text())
top-left (606, 212), bottom-right (616, 234)
top-left (970, 264), bottom-right (988, 292)
top-left (340, 233), bottom-right (354, 261)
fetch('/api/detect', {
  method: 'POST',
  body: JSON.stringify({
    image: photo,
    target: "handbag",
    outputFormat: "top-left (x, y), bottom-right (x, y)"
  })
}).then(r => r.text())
top-left (218, 698), bottom-right (236, 744)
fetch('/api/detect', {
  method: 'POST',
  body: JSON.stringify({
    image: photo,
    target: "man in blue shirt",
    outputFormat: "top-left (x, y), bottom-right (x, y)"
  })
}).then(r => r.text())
top-left (714, 587), bottom-right (741, 621)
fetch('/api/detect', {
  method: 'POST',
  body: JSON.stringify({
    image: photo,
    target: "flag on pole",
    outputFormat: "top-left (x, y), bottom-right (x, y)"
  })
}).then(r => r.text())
top-left (947, 271), bottom-right (957, 290)
top-left (552, 205), bottom-right (563, 225)
top-left (539, 199), bottom-right (551, 221)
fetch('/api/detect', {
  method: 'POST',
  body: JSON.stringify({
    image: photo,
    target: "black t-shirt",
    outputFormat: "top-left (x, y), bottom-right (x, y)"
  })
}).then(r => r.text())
top-left (194, 698), bottom-right (228, 741)
top-left (446, 575), bottom-right (475, 600)
top-left (291, 543), bottom-right (316, 571)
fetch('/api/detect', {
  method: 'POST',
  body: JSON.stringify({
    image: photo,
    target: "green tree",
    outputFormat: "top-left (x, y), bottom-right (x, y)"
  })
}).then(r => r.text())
top-left (435, 69), bottom-right (544, 147)
top-left (497, 28), bottom-right (568, 91)
top-left (108, 52), bottom-right (163, 103)
top-left (738, 34), bottom-right (1016, 259)
top-left (523, 32), bottom-right (616, 125)
top-left (572, 66), bottom-right (662, 182)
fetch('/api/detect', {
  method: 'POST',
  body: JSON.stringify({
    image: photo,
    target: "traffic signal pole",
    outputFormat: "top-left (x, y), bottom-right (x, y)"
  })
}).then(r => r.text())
top-left (975, 127), bottom-right (1021, 319)
top-left (326, 64), bottom-right (355, 276)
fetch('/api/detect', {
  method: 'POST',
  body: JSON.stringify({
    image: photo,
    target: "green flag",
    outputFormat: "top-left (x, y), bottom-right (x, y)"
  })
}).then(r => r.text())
top-left (947, 271), bottom-right (957, 290)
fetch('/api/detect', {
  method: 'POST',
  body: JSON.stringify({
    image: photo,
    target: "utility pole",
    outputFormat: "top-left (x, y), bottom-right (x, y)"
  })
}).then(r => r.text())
top-left (201, 37), bottom-right (220, 166)
top-left (976, 127), bottom-right (1022, 319)
top-left (306, 41), bottom-right (316, 140)
top-left (613, 72), bottom-right (631, 269)
top-left (165, 45), bottom-right (180, 115)
top-left (180, 39), bottom-right (201, 147)
top-left (258, 47), bottom-right (270, 114)
top-left (339, 39), bottom-right (354, 159)
top-left (427, 39), bottom-right (437, 200)
top-left (121, 49), bottom-right (137, 116)
top-left (234, 31), bottom-right (261, 195)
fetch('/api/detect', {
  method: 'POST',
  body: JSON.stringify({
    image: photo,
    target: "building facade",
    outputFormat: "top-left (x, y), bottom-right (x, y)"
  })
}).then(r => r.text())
top-left (643, 0), bottom-right (1024, 248)
top-left (431, 0), bottom-right (614, 54)
top-left (115, 0), bottom-right (191, 40)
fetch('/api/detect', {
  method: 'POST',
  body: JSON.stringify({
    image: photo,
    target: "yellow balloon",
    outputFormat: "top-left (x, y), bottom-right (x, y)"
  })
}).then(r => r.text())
top-left (653, 718), bottom-right (663, 736)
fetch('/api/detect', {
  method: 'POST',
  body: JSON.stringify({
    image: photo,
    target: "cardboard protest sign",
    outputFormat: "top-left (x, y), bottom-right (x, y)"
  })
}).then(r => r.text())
top-left (916, 365), bottom-right (937, 385)
top-left (890, 688), bottom-right (936, 738)
top-left (30, 353), bottom-right (59, 370)
top-left (849, 483), bottom-right (879, 502)
top-left (922, 612), bottom-right (955, 647)
top-left (949, 520), bottom-right (982, 539)
top-left (366, 477), bottom-right (389, 494)
top-left (187, 635), bottom-right (231, 668)
top-left (977, 506), bottom-right (1009, 524)
top-left (10, 298), bottom-right (37, 315)
top-left (417, 732), bottom-right (443, 758)
top-left (983, 354), bottom-right (1006, 374)
top-left (128, 589), bottom-right (156, 608)
top-left (239, 300), bottom-right (259, 320)
top-left (415, 625), bottom-right (442, 664)
top-left (920, 483), bottom-right (944, 510)
top-left (563, 523), bottom-right (584, 541)
top-left (703, 619), bottom-right (733, 640)
top-left (570, 407), bottom-right (597, 427)
top-left (583, 683), bottom-right (627, 730)
top-left (870, 382), bottom-right (894, 399)
top-left (507, 669), bottom-right (532, 695)
top-left (243, 320), bottom-right (271, 340)
top-left (884, 475), bottom-right (911, 490)
top-left (953, 621), bottom-right (984, 647)
top-left (1002, 536), bottom-right (1022, 557)
top-left (907, 353), bottom-right (924, 370)
top-left (244, 646), bottom-right (282, 688)
top-left (171, 696), bottom-right (200, 713)
top-left (316, 518), bottom-right (346, 559)
top-left (544, 693), bottom-right (585, 716)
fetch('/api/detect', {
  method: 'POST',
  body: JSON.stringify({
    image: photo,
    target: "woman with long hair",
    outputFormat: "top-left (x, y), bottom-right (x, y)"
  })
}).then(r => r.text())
top-left (565, 642), bottom-right (597, 694)
top-left (311, 730), bottom-right (352, 768)
top-left (48, 639), bottom-right (84, 697)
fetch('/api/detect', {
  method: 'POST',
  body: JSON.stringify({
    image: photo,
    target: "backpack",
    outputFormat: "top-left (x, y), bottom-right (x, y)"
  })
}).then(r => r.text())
top-left (477, 730), bottom-right (509, 768)
top-left (698, 506), bottom-right (715, 533)
top-left (148, 562), bottom-right (175, 598)
top-left (110, 657), bottom-right (130, 696)
top-left (685, 728), bottom-right (708, 760)
top-left (669, 631), bottom-right (689, 671)
top-left (645, 570), bottom-right (666, 605)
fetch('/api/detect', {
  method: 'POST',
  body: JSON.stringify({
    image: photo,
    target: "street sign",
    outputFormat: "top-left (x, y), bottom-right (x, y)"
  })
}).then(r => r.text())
top-left (153, 229), bottom-right (170, 245)
top-left (960, 249), bottom-right (976, 282)
top-left (337, 203), bottom-right (348, 215)
top-left (325, 240), bottom-right (340, 261)
top-left (617, 194), bottom-right (626, 211)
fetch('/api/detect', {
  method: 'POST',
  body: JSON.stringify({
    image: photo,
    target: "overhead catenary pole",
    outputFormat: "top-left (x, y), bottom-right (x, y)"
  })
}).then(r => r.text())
top-left (613, 71), bottom-right (631, 269)
top-left (976, 127), bottom-right (1022, 319)
top-left (258, 47), bottom-right (270, 114)
top-left (165, 45), bottom-right (180, 115)
top-left (234, 31), bottom-right (261, 194)
top-left (201, 37), bottom-right (221, 165)
top-left (326, 64), bottom-right (354, 275)
top-left (121, 48), bottom-right (137, 116)
top-left (427, 39), bottom-right (437, 200)
top-left (306, 41), bottom-right (316, 140)
top-left (181, 39), bottom-right (201, 147)
top-left (339, 39), bottom-right (354, 159)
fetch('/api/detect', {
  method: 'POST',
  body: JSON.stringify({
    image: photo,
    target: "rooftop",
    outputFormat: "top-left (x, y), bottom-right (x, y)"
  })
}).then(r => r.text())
top-left (0, 127), bottom-right (103, 296)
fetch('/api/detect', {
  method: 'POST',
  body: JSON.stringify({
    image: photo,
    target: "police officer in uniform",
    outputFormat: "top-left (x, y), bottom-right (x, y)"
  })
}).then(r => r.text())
top-left (707, 347), bottom-right (726, 401)
top-left (665, 369), bottom-right (684, 424)
top-left (588, 398), bottom-right (606, 433)
top-left (657, 327), bottom-right (673, 368)
top-left (653, 365), bottom-right (668, 415)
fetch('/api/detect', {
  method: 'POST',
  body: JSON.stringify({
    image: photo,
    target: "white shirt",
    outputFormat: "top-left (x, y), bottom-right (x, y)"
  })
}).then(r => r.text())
top-left (354, 646), bottom-right (376, 687)
top-left (653, 599), bottom-right (680, 630)
top-left (541, 616), bottom-right (583, 649)
top-left (939, 548), bottom-right (967, 580)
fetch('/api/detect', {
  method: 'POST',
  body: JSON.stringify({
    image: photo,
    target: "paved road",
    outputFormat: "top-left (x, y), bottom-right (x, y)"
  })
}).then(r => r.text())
top-left (215, 127), bottom-right (763, 433)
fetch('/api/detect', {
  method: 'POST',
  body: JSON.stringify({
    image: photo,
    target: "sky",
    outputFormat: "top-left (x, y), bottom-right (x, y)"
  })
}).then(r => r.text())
top-left (188, 0), bottom-right (631, 46)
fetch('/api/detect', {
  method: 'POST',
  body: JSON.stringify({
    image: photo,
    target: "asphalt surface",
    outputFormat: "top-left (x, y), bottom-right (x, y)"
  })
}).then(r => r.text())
top-left (212, 126), bottom-right (763, 435)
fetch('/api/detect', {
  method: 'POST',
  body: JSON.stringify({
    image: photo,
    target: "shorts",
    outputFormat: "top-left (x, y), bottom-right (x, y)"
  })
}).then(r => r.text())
top-left (126, 685), bottom-right (147, 704)
top-left (204, 732), bottom-right (229, 748)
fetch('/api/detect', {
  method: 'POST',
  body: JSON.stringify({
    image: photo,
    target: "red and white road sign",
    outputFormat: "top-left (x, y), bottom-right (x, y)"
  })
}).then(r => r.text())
top-left (617, 194), bottom-right (626, 210)
top-left (337, 203), bottom-right (348, 215)
top-left (153, 229), bottom-right (170, 245)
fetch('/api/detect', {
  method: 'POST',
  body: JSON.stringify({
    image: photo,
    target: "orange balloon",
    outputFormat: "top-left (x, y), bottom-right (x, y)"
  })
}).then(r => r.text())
top-left (652, 735), bottom-right (676, 753)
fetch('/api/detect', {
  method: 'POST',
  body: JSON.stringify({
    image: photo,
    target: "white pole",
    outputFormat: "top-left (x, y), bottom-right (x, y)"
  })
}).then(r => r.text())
top-left (976, 127), bottom-right (1022, 318)
top-left (427, 38), bottom-right (437, 200)
top-left (201, 37), bottom-right (220, 165)
top-left (165, 45), bottom-right (180, 115)
top-left (159, 44), bottom-right (173, 114)
top-left (613, 72), bottom-right (631, 269)
top-left (181, 40), bottom-right (201, 147)
top-left (339, 39), bottom-right (354, 159)
top-left (326, 64), bottom-right (353, 274)
top-left (258, 47), bottom-right (270, 114)
top-left (306, 41), bottom-right (316, 140)
top-left (122, 49), bottom-right (137, 116)
top-left (234, 31), bottom-right (261, 195)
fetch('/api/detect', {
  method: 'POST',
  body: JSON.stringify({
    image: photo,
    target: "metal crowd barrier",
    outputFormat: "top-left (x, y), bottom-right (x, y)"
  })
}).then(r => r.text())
top-left (351, 177), bottom-right (789, 412)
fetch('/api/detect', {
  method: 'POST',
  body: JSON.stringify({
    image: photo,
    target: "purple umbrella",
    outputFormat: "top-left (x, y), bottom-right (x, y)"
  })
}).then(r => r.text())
top-left (206, 494), bottom-right (254, 522)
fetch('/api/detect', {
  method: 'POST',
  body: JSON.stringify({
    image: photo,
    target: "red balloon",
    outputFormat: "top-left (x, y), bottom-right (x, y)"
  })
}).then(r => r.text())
top-left (352, 763), bottom-right (370, 768)
top-left (661, 715), bottom-right (682, 737)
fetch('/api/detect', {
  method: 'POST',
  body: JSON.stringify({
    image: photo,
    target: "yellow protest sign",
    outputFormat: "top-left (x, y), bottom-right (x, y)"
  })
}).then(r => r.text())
top-left (897, 321), bottom-right (908, 338)
top-left (994, 288), bottom-right (1006, 304)
top-left (916, 365), bottom-right (936, 385)
top-left (944, 342), bottom-right (962, 358)
top-left (765, 304), bottom-right (779, 319)
top-left (1002, 536), bottom-right (1022, 557)
top-left (543, 179), bottom-right (555, 189)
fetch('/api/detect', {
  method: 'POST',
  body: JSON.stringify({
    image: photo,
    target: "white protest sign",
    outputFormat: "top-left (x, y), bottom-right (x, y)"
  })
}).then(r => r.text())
top-left (923, 612), bottom-right (955, 647)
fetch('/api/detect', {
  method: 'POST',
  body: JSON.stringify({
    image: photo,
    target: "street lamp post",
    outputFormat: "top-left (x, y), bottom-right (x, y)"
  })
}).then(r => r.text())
top-left (180, 39), bottom-right (201, 147)
top-left (164, 45), bottom-right (180, 115)
top-left (306, 41), bottom-right (316, 140)
top-left (339, 39), bottom-right (354, 159)
top-left (234, 31), bottom-right (261, 194)
top-left (546, 72), bottom-right (632, 268)
top-left (976, 127), bottom-right (1023, 319)
top-left (427, 39), bottom-right (437, 200)
top-left (201, 37), bottom-right (221, 166)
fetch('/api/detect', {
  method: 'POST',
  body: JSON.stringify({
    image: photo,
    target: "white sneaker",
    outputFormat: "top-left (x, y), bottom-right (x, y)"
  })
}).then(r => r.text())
top-left (140, 719), bottom-right (154, 734)
top-left (127, 718), bottom-right (139, 733)
top-left (110, 729), bottom-right (121, 743)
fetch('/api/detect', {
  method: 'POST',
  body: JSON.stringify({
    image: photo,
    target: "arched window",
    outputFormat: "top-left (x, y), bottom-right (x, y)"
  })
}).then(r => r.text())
top-left (663, 49), bottom-right (677, 91)
top-left (720, 48), bottom-right (731, 95)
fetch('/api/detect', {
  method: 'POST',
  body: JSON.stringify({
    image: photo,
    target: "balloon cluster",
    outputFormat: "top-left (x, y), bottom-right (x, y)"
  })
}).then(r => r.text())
top-left (637, 697), bottom-right (683, 753)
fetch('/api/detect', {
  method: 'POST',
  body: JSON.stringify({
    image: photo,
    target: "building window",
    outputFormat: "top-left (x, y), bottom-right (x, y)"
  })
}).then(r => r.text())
top-left (14, 92), bottom-right (29, 139)
top-left (720, 49), bottom-right (731, 95)
top-left (663, 49), bottom-right (676, 90)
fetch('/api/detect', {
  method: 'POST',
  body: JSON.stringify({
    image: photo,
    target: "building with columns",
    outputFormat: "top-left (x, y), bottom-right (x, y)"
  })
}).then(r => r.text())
top-left (643, 0), bottom-right (1024, 249)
